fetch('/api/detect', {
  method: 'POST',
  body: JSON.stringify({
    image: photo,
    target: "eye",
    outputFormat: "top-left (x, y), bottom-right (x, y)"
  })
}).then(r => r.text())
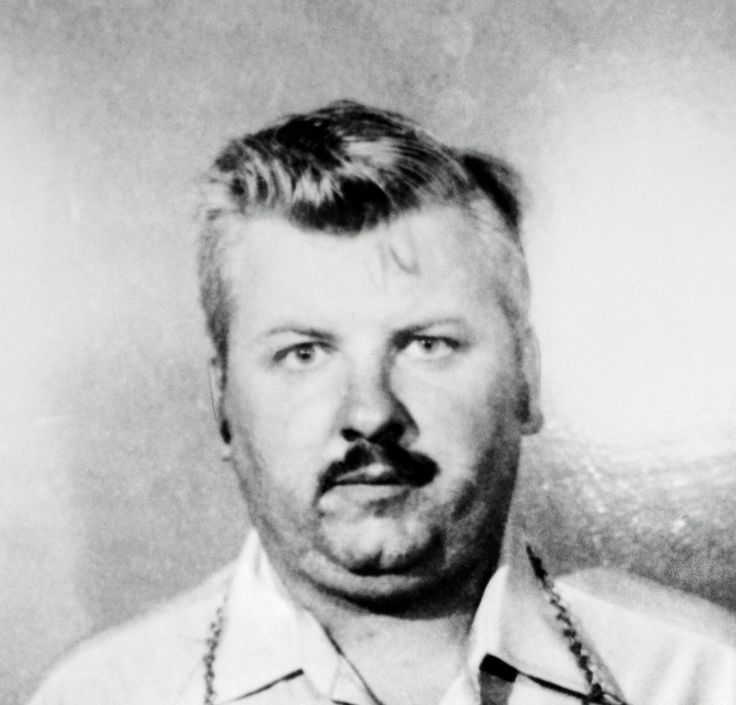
top-left (274, 342), bottom-right (330, 371)
top-left (402, 336), bottom-right (459, 360)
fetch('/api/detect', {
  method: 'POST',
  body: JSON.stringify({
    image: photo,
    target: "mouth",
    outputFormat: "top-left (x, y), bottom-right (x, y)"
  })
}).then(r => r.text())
top-left (331, 463), bottom-right (406, 487)
top-left (319, 465), bottom-right (416, 513)
top-left (319, 442), bottom-right (439, 499)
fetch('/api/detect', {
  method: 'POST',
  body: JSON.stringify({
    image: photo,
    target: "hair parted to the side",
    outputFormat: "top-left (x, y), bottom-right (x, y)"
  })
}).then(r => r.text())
top-left (197, 100), bottom-right (528, 365)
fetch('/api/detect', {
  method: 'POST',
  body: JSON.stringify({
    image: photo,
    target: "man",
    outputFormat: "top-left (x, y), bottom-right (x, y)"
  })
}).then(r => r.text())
top-left (30, 101), bottom-right (736, 705)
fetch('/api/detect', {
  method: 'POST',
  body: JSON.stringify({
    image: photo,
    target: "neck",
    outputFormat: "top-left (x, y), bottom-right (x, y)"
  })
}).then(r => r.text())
top-left (275, 558), bottom-right (496, 705)
top-left (325, 609), bottom-right (473, 705)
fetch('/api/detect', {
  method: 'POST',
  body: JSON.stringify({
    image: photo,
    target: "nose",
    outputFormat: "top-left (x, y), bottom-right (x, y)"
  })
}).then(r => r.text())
top-left (339, 361), bottom-right (414, 444)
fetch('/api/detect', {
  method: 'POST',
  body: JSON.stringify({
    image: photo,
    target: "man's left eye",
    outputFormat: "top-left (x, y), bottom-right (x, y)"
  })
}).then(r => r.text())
top-left (403, 336), bottom-right (458, 360)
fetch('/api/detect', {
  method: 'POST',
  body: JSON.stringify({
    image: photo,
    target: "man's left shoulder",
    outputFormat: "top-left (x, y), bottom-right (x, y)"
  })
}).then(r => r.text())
top-left (559, 568), bottom-right (736, 703)
top-left (29, 565), bottom-right (234, 705)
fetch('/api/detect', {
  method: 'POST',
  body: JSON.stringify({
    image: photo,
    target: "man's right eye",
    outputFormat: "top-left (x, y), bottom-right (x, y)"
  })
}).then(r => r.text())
top-left (273, 342), bottom-right (329, 371)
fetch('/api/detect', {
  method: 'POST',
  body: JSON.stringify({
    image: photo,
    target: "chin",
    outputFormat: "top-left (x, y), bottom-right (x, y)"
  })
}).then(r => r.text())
top-left (318, 516), bottom-right (440, 573)
top-left (312, 560), bottom-right (447, 612)
top-left (295, 508), bottom-right (506, 612)
top-left (305, 547), bottom-right (486, 614)
top-left (303, 519), bottom-right (460, 609)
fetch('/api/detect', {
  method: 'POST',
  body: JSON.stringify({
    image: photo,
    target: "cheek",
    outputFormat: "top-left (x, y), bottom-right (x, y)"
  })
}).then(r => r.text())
top-left (429, 400), bottom-right (505, 477)
top-left (398, 363), bottom-right (518, 457)
top-left (226, 369), bottom-right (344, 474)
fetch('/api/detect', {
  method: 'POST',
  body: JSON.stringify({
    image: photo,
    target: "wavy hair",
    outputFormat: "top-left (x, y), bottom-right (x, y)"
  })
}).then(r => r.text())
top-left (197, 100), bottom-right (528, 364)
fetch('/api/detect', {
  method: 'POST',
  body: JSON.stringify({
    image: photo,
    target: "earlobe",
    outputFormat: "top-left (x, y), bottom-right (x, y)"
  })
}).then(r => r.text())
top-left (520, 401), bottom-right (543, 435)
top-left (208, 356), bottom-right (232, 457)
top-left (519, 327), bottom-right (543, 435)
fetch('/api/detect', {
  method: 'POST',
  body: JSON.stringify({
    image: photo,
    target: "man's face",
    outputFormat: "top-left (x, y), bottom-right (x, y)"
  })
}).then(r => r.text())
top-left (217, 204), bottom-right (540, 603)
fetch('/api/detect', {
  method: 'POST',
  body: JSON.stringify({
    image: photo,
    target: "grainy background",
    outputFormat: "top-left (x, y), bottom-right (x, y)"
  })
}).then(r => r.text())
top-left (2, 1), bottom-right (736, 703)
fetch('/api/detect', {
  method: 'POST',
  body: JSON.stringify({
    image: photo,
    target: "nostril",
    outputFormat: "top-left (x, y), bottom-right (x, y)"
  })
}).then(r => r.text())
top-left (341, 428), bottom-right (362, 442)
top-left (370, 420), bottom-right (405, 445)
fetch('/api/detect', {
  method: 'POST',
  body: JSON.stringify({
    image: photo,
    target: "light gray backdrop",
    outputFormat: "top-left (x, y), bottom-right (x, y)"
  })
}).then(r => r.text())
top-left (3, 1), bottom-right (736, 703)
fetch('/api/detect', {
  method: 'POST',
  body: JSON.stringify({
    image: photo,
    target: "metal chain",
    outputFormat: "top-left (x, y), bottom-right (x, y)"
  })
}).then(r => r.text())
top-left (203, 600), bottom-right (226, 705)
top-left (525, 544), bottom-right (629, 705)
top-left (201, 551), bottom-right (630, 705)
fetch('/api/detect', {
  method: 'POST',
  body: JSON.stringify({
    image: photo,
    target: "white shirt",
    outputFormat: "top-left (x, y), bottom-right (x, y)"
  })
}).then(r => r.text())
top-left (29, 531), bottom-right (736, 705)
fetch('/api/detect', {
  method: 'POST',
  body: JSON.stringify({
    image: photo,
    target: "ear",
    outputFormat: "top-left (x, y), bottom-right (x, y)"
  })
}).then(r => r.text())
top-left (518, 326), bottom-right (543, 435)
top-left (208, 356), bottom-right (232, 455)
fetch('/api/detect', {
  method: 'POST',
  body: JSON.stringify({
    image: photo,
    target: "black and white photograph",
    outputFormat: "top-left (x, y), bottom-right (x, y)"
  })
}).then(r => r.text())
top-left (2, 2), bottom-right (736, 704)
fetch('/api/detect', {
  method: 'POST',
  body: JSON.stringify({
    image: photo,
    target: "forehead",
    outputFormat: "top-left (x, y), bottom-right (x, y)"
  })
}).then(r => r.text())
top-left (223, 205), bottom-right (512, 329)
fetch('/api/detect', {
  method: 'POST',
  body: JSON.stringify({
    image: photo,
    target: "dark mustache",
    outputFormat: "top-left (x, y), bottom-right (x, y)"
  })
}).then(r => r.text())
top-left (320, 440), bottom-right (439, 493)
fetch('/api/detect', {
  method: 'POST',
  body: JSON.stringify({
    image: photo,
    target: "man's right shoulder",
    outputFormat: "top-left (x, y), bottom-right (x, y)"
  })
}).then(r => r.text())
top-left (28, 564), bottom-right (235, 705)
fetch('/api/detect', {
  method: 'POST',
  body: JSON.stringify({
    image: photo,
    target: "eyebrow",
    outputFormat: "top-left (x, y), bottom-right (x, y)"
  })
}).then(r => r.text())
top-left (258, 317), bottom-right (467, 343)
top-left (261, 325), bottom-right (337, 341)
top-left (396, 317), bottom-right (467, 334)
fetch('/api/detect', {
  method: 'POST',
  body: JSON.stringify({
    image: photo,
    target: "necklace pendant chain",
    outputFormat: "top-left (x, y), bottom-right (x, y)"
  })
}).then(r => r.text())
top-left (203, 601), bottom-right (226, 705)
top-left (525, 544), bottom-right (630, 705)
top-left (201, 551), bottom-right (631, 705)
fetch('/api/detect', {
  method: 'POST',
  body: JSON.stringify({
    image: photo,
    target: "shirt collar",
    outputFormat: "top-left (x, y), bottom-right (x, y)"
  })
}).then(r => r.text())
top-left (214, 532), bottom-right (377, 705)
top-left (470, 534), bottom-right (592, 696)
top-left (213, 530), bottom-right (622, 704)
top-left (293, 605), bottom-right (376, 705)
top-left (470, 528), bottom-right (626, 700)
top-left (214, 532), bottom-right (302, 703)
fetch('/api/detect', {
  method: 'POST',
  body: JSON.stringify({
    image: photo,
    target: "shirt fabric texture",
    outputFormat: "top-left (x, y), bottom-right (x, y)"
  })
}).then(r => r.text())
top-left (29, 530), bottom-right (736, 705)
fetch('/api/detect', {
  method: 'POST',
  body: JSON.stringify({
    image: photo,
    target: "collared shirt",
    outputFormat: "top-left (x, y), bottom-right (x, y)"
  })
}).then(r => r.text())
top-left (29, 530), bottom-right (736, 705)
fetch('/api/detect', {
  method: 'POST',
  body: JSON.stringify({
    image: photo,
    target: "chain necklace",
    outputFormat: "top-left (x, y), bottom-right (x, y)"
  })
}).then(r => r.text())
top-left (203, 601), bottom-right (225, 705)
top-left (202, 549), bottom-right (630, 705)
top-left (524, 545), bottom-right (629, 705)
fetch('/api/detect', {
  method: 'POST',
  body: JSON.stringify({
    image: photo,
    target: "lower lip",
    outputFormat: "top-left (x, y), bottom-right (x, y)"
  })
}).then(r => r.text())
top-left (318, 482), bottom-right (412, 511)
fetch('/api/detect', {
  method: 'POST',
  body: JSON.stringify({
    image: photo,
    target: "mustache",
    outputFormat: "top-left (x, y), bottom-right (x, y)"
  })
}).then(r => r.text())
top-left (320, 439), bottom-right (439, 493)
